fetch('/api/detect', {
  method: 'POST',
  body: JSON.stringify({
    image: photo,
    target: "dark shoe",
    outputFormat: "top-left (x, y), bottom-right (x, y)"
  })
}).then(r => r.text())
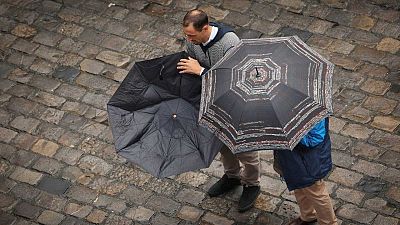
top-left (208, 174), bottom-right (241, 197)
top-left (287, 217), bottom-right (317, 225)
top-left (238, 185), bottom-right (260, 212)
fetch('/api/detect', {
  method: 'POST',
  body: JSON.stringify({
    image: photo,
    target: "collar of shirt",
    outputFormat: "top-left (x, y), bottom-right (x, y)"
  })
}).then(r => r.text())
top-left (202, 26), bottom-right (218, 46)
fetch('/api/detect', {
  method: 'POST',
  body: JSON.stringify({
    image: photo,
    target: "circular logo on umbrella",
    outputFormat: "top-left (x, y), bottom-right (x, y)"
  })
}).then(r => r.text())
top-left (231, 54), bottom-right (287, 101)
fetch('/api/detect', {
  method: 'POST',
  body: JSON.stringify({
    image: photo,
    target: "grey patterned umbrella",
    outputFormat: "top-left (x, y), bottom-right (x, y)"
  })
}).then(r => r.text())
top-left (107, 52), bottom-right (223, 178)
top-left (199, 36), bottom-right (334, 153)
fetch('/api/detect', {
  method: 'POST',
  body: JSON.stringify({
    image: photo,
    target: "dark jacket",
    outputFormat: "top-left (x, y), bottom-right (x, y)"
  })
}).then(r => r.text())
top-left (274, 118), bottom-right (332, 191)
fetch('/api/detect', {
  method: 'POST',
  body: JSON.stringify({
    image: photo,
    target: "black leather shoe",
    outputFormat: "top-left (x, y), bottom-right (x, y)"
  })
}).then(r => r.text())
top-left (238, 185), bottom-right (260, 212)
top-left (287, 217), bottom-right (317, 225)
top-left (208, 174), bottom-right (241, 197)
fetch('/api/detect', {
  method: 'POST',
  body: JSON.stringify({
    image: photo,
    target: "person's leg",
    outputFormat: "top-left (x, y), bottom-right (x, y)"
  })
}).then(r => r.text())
top-left (236, 151), bottom-right (260, 186)
top-left (293, 188), bottom-right (317, 222)
top-left (208, 145), bottom-right (241, 197)
top-left (236, 151), bottom-right (261, 212)
top-left (220, 144), bottom-right (241, 179)
top-left (298, 180), bottom-right (338, 225)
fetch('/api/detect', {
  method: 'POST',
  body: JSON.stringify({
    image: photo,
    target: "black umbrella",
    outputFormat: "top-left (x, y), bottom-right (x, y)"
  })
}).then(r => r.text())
top-left (199, 36), bottom-right (334, 153)
top-left (107, 51), bottom-right (223, 178)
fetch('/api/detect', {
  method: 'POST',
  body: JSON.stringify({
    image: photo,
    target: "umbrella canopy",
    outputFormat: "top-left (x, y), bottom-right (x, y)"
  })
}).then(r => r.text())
top-left (108, 51), bottom-right (223, 178)
top-left (199, 36), bottom-right (334, 153)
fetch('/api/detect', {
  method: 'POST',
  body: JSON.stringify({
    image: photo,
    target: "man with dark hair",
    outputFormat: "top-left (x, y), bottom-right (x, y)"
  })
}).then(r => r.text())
top-left (177, 9), bottom-right (261, 212)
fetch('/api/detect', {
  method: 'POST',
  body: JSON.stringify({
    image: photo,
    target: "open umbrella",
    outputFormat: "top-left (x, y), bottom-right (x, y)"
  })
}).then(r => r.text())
top-left (199, 36), bottom-right (334, 153)
top-left (107, 51), bottom-right (223, 178)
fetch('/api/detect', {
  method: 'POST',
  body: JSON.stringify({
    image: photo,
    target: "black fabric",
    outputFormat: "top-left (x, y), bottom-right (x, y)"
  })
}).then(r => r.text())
top-left (107, 51), bottom-right (223, 178)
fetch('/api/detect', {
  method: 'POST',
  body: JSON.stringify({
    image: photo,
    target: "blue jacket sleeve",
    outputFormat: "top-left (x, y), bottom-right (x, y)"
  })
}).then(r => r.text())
top-left (300, 119), bottom-right (326, 147)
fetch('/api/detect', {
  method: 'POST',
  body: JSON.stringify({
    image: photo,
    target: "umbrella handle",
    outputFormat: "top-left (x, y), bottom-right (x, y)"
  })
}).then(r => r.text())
top-left (159, 64), bottom-right (165, 80)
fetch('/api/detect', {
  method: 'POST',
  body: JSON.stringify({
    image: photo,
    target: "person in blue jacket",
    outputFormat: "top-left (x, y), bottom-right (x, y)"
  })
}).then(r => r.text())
top-left (274, 118), bottom-right (338, 225)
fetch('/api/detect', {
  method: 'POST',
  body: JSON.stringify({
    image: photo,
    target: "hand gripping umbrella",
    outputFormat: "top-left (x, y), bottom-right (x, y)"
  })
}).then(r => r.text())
top-left (199, 36), bottom-right (334, 153)
top-left (107, 51), bottom-right (223, 178)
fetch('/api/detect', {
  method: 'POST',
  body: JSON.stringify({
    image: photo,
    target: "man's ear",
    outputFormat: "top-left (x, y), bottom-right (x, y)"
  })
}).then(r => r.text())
top-left (202, 24), bottom-right (209, 31)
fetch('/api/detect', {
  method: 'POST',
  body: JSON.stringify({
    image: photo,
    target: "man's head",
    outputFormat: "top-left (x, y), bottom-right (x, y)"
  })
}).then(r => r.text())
top-left (182, 9), bottom-right (211, 45)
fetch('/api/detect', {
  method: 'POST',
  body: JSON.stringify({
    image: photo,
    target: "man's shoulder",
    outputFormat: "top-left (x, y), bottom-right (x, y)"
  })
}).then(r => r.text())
top-left (219, 32), bottom-right (240, 45)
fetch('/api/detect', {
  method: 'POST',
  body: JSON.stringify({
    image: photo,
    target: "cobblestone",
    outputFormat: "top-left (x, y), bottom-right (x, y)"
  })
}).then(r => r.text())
top-left (33, 31), bottom-right (63, 47)
top-left (14, 202), bottom-right (42, 220)
top-left (55, 84), bottom-right (86, 100)
top-left (101, 35), bottom-right (130, 52)
top-left (36, 192), bottom-right (67, 212)
top-left (145, 195), bottom-right (181, 215)
top-left (352, 159), bottom-right (386, 177)
top-left (340, 123), bottom-right (374, 139)
top-left (79, 59), bottom-right (105, 75)
top-left (0, 127), bottom-right (17, 143)
top-left (11, 183), bottom-right (40, 201)
top-left (335, 187), bottom-right (365, 205)
top-left (360, 78), bottom-right (391, 95)
top-left (337, 204), bottom-right (377, 224)
top-left (37, 210), bottom-right (65, 225)
top-left (10, 116), bottom-right (40, 133)
top-left (32, 157), bottom-right (64, 175)
top-left (96, 50), bottom-right (130, 67)
top-left (11, 24), bottom-right (37, 38)
top-left (9, 150), bottom-right (37, 167)
top-left (64, 203), bottom-right (92, 218)
top-left (78, 155), bottom-right (112, 175)
top-left (125, 206), bottom-right (154, 222)
top-left (29, 58), bottom-right (54, 74)
top-left (12, 39), bottom-right (39, 54)
top-left (176, 188), bottom-right (205, 205)
top-left (31, 139), bottom-right (59, 157)
top-left (177, 205), bottom-right (204, 222)
top-left (329, 167), bottom-right (363, 187)
top-left (363, 96), bottom-right (397, 114)
top-left (85, 209), bottom-right (107, 224)
top-left (372, 215), bottom-right (399, 225)
top-left (371, 116), bottom-right (400, 132)
top-left (202, 212), bottom-right (234, 225)
top-left (7, 84), bottom-right (35, 98)
top-left (342, 107), bottom-right (373, 124)
top-left (377, 37), bottom-right (400, 54)
top-left (31, 91), bottom-right (66, 107)
top-left (66, 185), bottom-right (98, 204)
top-left (364, 197), bottom-right (396, 215)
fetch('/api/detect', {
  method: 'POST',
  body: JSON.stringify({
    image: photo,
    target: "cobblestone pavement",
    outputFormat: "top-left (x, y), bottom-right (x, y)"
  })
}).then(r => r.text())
top-left (0, 0), bottom-right (399, 224)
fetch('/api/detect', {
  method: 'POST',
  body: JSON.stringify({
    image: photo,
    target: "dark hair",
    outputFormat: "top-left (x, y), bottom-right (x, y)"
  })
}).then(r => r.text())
top-left (183, 9), bottom-right (208, 32)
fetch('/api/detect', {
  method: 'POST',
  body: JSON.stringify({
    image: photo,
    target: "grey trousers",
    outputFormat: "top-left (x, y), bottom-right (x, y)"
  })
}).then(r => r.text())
top-left (220, 145), bottom-right (261, 186)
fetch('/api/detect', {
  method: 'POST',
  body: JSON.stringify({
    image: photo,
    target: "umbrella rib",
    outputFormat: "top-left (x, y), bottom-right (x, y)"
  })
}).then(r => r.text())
top-left (174, 121), bottom-right (205, 163)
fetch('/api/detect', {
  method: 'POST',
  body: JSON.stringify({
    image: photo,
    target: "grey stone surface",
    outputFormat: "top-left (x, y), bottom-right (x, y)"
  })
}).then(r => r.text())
top-left (53, 66), bottom-right (80, 83)
top-left (37, 176), bottom-right (71, 195)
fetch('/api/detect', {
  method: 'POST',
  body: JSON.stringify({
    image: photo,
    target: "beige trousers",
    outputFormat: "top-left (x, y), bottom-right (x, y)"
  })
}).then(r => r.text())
top-left (294, 180), bottom-right (338, 225)
top-left (220, 145), bottom-right (260, 186)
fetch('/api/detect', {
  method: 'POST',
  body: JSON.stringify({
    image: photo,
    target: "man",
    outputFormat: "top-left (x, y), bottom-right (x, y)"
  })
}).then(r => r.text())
top-left (177, 9), bottom-right (261, 212)
top-left (274, 118), bottom-right (338, 225)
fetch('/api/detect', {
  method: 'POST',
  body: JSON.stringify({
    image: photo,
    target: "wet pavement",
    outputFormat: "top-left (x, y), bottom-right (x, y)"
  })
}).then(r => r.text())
top-left (0, 0), bottom-right (399, 224)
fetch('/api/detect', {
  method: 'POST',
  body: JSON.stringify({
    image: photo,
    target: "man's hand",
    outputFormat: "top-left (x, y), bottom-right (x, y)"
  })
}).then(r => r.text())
top-left (177, 57), bottom-right (203, 75)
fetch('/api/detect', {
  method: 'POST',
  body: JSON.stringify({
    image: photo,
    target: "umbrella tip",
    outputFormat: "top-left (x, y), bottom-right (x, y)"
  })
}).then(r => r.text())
top-left (172, 114), bottom-right (177, 119)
